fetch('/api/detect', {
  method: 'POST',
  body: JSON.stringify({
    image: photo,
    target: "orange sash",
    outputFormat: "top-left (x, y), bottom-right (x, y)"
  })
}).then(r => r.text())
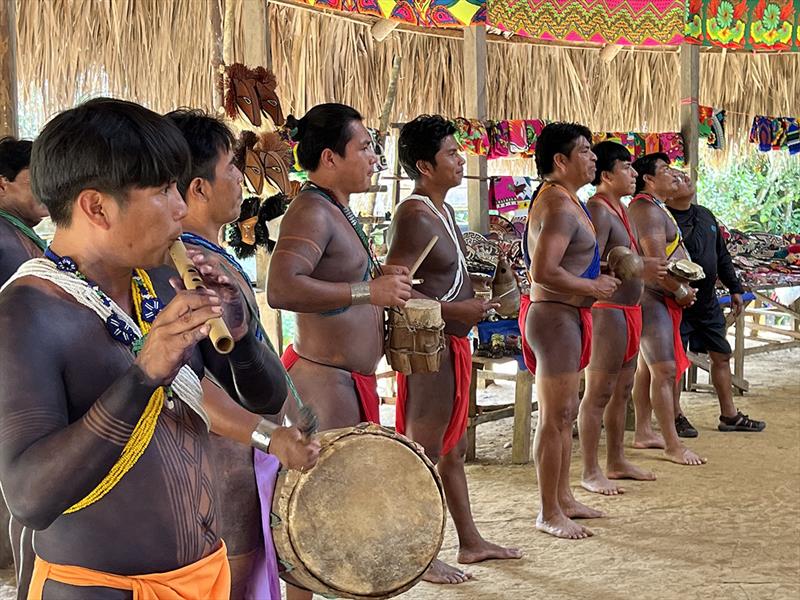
top-left (28, 541), bottom-right (230, 600)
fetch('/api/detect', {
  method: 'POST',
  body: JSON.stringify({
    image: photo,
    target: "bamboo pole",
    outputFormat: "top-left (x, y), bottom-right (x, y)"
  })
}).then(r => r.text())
top-left (0, 0), bottom-right (18, 137)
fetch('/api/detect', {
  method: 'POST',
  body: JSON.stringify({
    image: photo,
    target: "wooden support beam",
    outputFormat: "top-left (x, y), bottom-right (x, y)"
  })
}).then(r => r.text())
top-left (511, 369), bottom-right (534, 464)
top-left (743, 341), bottom-right (800, 357)
top-left (679, 43), bottom-right (700, 189)
top-left (0, 0), bottom-right (18, 137)
top-left (463, 25), bottom-right (489, 234)
top-left (243, 0), bottom-right (270, 67)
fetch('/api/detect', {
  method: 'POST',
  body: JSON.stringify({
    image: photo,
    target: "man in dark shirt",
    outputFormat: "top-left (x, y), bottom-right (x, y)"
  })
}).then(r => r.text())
top-left (666, 170), bottom-right (765, 434)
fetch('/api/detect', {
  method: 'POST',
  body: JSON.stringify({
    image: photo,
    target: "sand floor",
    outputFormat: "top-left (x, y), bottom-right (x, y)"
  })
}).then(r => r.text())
top-left (1, 347), bottom-right (798, 600)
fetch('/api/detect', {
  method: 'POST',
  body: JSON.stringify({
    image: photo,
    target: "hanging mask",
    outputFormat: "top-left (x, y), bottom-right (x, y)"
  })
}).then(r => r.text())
top-left (261, 150), bottom-right (291, 196)
top-left (232, 76), bottom-right (262, 128)
top-left (252, 66), bottom-right (285, 127)
top-left (244, 148), bottom-right (265, 195)
top-left (238, 216), bottom-right (259, 246)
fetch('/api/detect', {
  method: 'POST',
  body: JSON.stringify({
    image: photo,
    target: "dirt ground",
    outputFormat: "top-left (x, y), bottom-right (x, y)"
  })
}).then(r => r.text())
top-left (1, 348), bottom-right (797, 600)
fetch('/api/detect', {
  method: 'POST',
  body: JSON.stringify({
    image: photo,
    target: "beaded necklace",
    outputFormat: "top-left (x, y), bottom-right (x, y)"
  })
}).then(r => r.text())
top-left (43, 248), bottom-right (171, 513)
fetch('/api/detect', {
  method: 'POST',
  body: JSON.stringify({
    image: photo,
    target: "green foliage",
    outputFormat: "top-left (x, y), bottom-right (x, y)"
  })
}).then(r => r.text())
top-left (697, 147), bottom-right (800, 233)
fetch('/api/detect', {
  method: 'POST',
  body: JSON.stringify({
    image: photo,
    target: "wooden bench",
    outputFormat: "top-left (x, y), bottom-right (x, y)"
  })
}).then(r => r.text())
top-left (466, 356), bottom-right (536, 464)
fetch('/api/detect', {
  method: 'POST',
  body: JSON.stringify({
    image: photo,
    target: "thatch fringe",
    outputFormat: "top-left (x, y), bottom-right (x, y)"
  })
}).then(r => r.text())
top-left (15, 0), bottom-right (800, 167)
top-left (16, 0), bottom-right (219, 119)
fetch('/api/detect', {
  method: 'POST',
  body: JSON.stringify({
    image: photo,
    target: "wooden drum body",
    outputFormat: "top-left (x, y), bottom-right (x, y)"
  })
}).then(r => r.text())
top-left (386, 298), bottom-right (445, 375)
top-left (271, 423), bottom-right (446, 599)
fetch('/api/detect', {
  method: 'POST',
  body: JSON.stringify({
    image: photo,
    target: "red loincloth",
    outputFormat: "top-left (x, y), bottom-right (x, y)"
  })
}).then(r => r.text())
top-left (395, 335), bottom-right (471, 457)
top-left (593, 303), bottom-right (643, 363)
top-left (663, 297), bottom-right (691, 381)
top-left (281, 344), bottom-right (380, 424)
top-left (518, 295), bottom-right (593, 374)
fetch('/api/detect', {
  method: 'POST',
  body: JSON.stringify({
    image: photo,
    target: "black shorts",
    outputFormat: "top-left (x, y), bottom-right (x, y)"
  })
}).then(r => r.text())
top-left (680, 305), bottom-right (732, 355)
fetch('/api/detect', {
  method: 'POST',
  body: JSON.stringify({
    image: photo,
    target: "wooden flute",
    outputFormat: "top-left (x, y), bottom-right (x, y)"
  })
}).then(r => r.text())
top-left (169, 239), bottom-right (235, 354)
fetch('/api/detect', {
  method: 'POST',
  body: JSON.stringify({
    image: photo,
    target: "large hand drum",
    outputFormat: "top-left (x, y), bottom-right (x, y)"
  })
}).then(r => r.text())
top-left (271, 423), bottom-right (446, 599)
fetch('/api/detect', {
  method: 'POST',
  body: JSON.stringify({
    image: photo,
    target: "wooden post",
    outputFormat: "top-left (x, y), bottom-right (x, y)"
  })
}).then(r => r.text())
top-left (463, 25), bottom-right (488, 233)
top-left (511, 369), bottom-right (533, 464)
top-left (242, 0), bottom-right (269, 67)
top-left (679, 43), bottom-right (700, 191)
top-left (0, 0), bottom-right (18, 137)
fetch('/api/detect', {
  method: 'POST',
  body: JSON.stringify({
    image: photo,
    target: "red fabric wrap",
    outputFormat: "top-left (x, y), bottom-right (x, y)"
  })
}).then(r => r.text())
top-left (281, 345), bottom-right (380, 424)
top-left (518, 295), bottom-right (593, 374)
top-left (395, 335), bottom-right (471, 457)
top-left (593, 303), bottom-right (643, 363)
top-left (663, 297), bottom-right (691, 381)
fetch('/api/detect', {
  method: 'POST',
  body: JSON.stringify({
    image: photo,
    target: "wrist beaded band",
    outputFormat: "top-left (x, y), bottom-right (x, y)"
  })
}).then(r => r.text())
top-left (350, 281), bottom-right (371, 306)
top-left (251, 418), bottom-right (276, 453)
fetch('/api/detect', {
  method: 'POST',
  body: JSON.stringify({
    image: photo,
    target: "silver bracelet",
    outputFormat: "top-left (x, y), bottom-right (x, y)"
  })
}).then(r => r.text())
top-left (350, 281), bottom-right (371, 306)
top-left (674, 284), bottom-right (689, 301)
top-left (251, 418), bottom-right (277, 453)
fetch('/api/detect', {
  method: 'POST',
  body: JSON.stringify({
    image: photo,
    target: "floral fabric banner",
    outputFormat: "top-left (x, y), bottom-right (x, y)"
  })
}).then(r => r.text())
top-left (685, 0), bottom-right (799, 50)
top-left (304, 0), bottom-right (486, 27)
top-left (486, 0), bottom-right (685, 46)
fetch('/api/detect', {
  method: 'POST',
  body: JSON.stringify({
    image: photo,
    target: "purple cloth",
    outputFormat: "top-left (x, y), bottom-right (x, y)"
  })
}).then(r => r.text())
top-left (246, 449), bottom-right (282, 600)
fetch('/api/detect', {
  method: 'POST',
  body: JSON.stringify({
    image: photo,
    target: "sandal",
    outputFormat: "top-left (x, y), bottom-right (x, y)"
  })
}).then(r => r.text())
top-left (718, 411), bottom-right (766, 432)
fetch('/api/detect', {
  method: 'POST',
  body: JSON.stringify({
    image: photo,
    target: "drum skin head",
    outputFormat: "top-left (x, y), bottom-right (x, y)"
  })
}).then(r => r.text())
top-left (285, 431), bottom-right (445, 596)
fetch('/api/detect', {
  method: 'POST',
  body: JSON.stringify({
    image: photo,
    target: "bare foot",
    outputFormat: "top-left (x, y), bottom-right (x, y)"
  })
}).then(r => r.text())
top-left (580, 472), bottom-right (624, 495)
top-left (663, 446), bottom-right (707, 466)
top-left (633, 431), bottom-right (665, 449)
top-left (536, 513), bottom-right (593, 539)
top-left (422, 559), bottom-right (473, 585)
top-left (561, 496), bottom-right (605, 519)
top-left (458, 539), bottom-right (523, 564)
top-left (607, 460), bottom-right (657, 482)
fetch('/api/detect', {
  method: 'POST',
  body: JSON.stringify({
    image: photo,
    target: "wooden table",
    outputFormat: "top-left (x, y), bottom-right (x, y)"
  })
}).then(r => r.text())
top-left (466, 356), bottom-right (536, 464)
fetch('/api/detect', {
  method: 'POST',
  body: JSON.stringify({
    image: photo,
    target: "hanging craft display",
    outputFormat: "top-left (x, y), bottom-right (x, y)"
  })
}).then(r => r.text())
top-left (303, 0), bottom-right (486, 27)
top-left (489, 176), bottom-right (536, 213)
top-left (451, 115), bottom-right (683, 164)
top-left (487, 0), bottom-right (685, 46)
top-left (698, 106), bottom-right (726, 150)
top-left (685, 0), bottom-right (799, 51)
top-left (223, 64), bottom-right (286, 128)
top-left (749, 115), bottom-right (800, 154)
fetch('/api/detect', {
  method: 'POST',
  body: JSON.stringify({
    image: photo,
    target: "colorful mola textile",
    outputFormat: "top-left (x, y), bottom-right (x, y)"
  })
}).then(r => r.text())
top-left (305, 0), bottom-right (486, 27)
top-left (487, 0), bottom-right (685, 46)
top-left (685, 0), bottom-right (799, 51)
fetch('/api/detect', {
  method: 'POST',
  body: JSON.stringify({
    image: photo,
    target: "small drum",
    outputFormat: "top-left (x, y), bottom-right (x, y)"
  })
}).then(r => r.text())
top-left (385, 298), bottom-right (445, 375)
top-left (271, 423), bottom-right (446, 599)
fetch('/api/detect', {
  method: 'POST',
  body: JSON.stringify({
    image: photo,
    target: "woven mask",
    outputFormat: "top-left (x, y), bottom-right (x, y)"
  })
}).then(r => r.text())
top-left (232, 77), bottom-right (261, 128)
top-left (261, 151), bottom-right (291, 196)
top-left (244, 149), bottom-right (265, 195)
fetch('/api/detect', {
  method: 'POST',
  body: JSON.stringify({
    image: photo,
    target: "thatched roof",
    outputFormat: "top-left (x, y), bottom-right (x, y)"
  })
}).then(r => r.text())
top-left (15, 1), bottom-right (800, 157)
top-left (16, 0), bottom-right (220, 118)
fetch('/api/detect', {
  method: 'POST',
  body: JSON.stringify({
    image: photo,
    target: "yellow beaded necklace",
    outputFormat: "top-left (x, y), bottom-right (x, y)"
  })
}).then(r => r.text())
top-left (64, 269), bottom-right (165, 514)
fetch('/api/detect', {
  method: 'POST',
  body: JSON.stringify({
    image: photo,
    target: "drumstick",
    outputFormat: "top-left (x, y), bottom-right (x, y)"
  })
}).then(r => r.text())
top-left (492, 287), bottom-right (515, 300)
top-left (409, 236), bottom-right (439, 278)
top-left (169, 240), bottom-right (235, 355)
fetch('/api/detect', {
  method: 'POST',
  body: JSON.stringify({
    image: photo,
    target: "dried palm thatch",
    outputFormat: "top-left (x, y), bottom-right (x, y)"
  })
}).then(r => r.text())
top-left (268, 4), bottom-right (464, 124)
top-left (14, 0), bottom-right (800, 166)
top-left (15, 0), bottom-right (221, 120)
top-left (270, 6), bottom-right (799, 138)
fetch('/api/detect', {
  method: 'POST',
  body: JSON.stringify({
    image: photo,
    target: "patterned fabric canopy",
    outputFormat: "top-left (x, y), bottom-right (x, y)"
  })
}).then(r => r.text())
top-left (486, 0), bottom-right (686, 46)
top-left (685, 0), bottom-right (799, 51)
top-left (302, 0), bottom-right (486, 27)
